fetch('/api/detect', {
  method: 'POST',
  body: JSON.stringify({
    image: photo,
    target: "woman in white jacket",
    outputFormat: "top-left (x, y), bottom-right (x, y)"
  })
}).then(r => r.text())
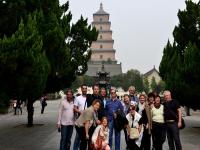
top-left (126, 104), bottom-right (143, 150)
top-left (92, 117), bottom-right (110, 150)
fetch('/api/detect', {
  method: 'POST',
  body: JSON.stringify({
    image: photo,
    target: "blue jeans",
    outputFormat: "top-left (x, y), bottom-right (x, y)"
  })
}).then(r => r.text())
top-left (60, 125), bottom-right (73, 150)
top-left (108, 120), bottom-right (121, 150)
top-left (166, 122), bottom-right (182, 150)
top-left (73, 132), bottom-right (80, 150)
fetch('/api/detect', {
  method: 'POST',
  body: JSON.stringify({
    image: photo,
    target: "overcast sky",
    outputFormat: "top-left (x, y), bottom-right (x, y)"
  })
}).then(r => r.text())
top-left (60, 0), bottom-right (196, 74)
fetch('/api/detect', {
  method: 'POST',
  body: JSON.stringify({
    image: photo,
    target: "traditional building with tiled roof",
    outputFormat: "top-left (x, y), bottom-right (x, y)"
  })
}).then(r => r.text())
top-left (143, 66), bottom-right (161, 84)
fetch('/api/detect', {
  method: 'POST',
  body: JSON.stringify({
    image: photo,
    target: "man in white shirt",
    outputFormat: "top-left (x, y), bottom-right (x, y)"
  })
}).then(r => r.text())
top-left (73, 84), bottom-right (87, 150)
top-left (57, 89), bottom-right (74, 150)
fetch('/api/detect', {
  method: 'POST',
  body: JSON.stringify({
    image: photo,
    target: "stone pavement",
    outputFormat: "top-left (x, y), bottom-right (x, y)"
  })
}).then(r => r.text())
top-left (0, 100), bottom-right (200, 150)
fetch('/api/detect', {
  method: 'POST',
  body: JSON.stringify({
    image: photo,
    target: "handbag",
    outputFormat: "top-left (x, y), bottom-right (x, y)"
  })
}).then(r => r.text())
top-left (179, 117), bottom-right (185, 129)
top-left (94, 129), bottom-right (103, 150)
top-left (130, 128), bottom-right (140, 139)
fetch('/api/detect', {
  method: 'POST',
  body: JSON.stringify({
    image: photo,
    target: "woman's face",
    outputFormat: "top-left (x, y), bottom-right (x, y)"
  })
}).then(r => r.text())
top-left (130, 106), bottom-right (136, 115)
top-left (148, 97), bottom-right (154, 104)
top-left (102, 118), bottom-right (108, 127)
top-left (154, 97), bottom-right (161, 105)
top-left (124, 96), bottom-right (130, 104)
top-left (93, 102), bottom-right (100, 111)
top-left (101, 89), bottom-right (106, 97)
top-left (139, 95), bottom-right (145, 104)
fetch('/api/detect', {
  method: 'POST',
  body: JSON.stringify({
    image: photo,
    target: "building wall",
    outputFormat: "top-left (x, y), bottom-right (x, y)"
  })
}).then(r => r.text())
top-left (91, 51), bottom-right (115, 61)
top-left (97, 32), bottom-right (112, 40)
top-left (91, 42), bottom-right (113, 49)
top-left (93, 24), bottom-right (111, 31)
top-left (146, 71), bottom-right (161, 84)
top-left (93, 15), bottom-right (109, 22)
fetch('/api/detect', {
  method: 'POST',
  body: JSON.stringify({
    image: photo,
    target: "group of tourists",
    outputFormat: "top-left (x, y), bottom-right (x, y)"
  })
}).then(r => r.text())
top-left (57, 84), bottom-right (183, 150)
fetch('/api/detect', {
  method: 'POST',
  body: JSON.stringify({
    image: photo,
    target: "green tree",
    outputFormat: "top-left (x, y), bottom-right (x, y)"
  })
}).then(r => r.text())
top-left (150, 77), bottom-right (157, 92)
top-left (0, 1), bottom-right (98, 126)
top-left (110, 74), bottom-right (124, 89)
top-left (0, 14), bottom-right (50, 124)
top-left (143, 77), bottom-right (150, 94)
top-left (70, 75), bottom-right (95, 91)
top-left (159, 0), bottom-right (200, 108)
top-left (155, 80), bottom-right (166, 94)
top-left (110, 69), bottom-right (144, 92)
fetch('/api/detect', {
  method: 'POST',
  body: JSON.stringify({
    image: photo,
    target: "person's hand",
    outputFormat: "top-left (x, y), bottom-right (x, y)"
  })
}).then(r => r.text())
top-left (146, 123), bottom-right (149, 129)
top-left (94, 144), bottom-right (98, 149)
top-left (96, 119), bottom-right (101, 125)
top-left (57, 124), bottom-right (61, 129)
top-left (86, 134), bottom-right (89, 140)
top-left (113, 113), bottom-right (117, 119)
top-left (127, 129), bottom-right (130, 136)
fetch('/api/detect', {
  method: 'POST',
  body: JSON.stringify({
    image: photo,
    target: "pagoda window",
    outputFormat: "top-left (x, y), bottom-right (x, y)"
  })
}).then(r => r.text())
top-left (100, 55), bottom-right (103, 59)
top-left (100, 26), bottom-right (102, 30)
top-left (100, 35), bottom-right (102, 39)
top-left (100, 18), bottom-right (102, 22)
top-left (100, 45), bottom-right (103, 49)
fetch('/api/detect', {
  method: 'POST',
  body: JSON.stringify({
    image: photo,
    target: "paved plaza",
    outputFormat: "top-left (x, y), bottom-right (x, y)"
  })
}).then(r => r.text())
top-left (0, 100), bottom-right (200, 150)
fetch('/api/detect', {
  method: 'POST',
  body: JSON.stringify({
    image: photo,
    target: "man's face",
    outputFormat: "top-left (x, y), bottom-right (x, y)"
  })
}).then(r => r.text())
top-left (110, 89), bottom-right (117, 99)
top-left (129, 88), bottom-right (135, 95)
top-left (93, 86), bottom-right (99, 95)
top-left (164, 92), bottom-right (171, 101)
top-left (66, 92), bottom-right (73, 100)
top-left (81, 86), bottom-right (87, 95)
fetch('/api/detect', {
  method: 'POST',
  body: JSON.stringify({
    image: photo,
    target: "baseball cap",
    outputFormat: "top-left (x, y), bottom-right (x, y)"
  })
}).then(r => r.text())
top-left (130, 101), bottom-right (137, 106)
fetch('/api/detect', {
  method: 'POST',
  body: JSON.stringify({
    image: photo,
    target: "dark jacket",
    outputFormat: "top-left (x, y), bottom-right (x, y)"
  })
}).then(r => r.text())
top-left (114, 109), bottom-right (128, 132)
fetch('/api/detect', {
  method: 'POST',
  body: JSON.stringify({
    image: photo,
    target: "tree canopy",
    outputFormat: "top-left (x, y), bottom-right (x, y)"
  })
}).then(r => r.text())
top-left (159, 0), bottom-right (200, 109)
top-left (110, 69), bottom-right (144, 92)
top-left (0, 0), bottom-right (98, 106)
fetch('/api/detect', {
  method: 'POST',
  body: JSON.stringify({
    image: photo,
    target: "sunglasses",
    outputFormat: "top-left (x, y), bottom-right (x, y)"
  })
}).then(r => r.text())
top-left (111, 92), bottom-right (116, 94)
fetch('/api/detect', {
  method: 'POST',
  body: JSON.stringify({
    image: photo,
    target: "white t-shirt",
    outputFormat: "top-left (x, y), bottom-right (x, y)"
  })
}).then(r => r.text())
top-left (74, 95), bottom-right (87, 111)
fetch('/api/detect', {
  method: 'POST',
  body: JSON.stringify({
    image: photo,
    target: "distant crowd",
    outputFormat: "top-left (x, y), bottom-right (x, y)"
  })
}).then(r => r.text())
top-left (57, 85), bottom-right (183, 150)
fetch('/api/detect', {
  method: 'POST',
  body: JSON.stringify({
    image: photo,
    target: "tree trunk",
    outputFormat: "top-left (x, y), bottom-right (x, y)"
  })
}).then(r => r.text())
top-left (27, 100), bottom-right (34, 127)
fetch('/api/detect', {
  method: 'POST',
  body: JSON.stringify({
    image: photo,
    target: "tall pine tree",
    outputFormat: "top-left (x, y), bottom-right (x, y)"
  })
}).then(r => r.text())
top-left (159, 0), bottom-right (200, 108)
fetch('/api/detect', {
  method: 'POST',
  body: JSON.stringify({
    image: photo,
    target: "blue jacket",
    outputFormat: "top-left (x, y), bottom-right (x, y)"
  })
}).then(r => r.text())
top-left (105, 98), bottom-right (124, 122)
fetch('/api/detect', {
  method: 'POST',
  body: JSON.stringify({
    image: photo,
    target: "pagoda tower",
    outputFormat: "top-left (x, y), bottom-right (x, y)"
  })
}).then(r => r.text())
top-left (86, 3), bottom-right (122, 76)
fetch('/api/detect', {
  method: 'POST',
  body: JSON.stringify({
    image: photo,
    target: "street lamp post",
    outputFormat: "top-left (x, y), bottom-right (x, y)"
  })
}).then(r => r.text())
top-left (95, 64), bottom-right (111, 96)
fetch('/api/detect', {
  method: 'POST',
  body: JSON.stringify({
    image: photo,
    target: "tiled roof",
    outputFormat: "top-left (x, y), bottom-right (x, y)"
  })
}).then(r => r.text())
top-left (143, 66), bottom-right (159, 77)
top-left (94, 3), bottom-right (109, 15)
